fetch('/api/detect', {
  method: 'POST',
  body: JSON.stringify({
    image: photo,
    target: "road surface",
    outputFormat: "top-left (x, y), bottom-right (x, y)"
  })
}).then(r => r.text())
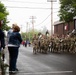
top-left (5, 45), bottom-right (76, 75)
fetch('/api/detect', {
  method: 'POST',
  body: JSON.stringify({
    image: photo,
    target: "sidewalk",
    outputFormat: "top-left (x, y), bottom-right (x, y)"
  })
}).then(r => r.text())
top-left (0, 52), bottom-right (2, 75)
top-left (0, 47), bottom-right (9, 75)
top-left (0, 58), bottom-right (9, 75)
top-left (0, 69), bottom-right (1, 75)
top-left (5, 47), bottom-right (9, 75)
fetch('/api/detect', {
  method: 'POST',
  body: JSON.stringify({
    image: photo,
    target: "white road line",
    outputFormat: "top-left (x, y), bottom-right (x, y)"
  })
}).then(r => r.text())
top-left (4, 70), bottom-right (73, 74)
top-left (0, 70), bottom-right (73, 75)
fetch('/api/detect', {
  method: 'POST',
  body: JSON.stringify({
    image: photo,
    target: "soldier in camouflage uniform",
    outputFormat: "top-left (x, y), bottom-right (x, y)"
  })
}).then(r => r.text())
top-left (32, 34), bottom-right (39, 54)
top-left (39, 35), bottom-right (48, 53)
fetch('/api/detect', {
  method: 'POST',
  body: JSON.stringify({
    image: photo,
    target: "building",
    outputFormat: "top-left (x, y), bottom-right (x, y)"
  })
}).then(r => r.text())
top-left (54, 21), bottom-right (74, 36)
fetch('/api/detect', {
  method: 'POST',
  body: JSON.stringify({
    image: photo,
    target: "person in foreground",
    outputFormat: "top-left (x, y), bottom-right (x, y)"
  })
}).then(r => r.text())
top-left (7, 24), bottom-right (22, 74)
top-left (0, 23), bottom-right (5, 61)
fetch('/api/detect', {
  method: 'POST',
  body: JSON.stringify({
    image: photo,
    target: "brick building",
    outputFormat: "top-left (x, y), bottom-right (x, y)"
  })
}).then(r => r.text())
top-left (54, 21), bottom-right (74, 36)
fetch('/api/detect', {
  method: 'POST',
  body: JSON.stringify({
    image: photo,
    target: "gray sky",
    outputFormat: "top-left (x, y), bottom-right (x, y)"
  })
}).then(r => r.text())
top-left (1, 0), bottom-right (60, 32)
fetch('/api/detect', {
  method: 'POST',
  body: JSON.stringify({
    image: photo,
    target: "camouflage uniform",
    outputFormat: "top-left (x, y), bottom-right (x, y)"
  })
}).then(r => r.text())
top-left (32, 35), bottom-right (39, 54)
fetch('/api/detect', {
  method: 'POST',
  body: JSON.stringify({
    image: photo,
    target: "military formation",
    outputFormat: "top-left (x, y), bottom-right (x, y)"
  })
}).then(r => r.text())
top-left (32, 30), bottom-right (76, 54)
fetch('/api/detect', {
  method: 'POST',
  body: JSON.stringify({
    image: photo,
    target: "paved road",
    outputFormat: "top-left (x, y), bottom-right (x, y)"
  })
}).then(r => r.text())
top-left (5, 45), bottom-right (76, 75)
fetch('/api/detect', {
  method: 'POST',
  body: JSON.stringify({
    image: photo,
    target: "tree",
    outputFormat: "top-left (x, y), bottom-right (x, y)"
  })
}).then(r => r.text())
top-left (0, 1), bottom-right (9, 30)
top-left (58, 0), bottom-right (76, 22)
top-left (21, 29), bottom-right (39, 41)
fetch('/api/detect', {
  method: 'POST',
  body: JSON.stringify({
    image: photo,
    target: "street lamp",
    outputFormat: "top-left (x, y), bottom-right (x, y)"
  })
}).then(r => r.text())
top-left (47, 0), bottom-right (57, 35)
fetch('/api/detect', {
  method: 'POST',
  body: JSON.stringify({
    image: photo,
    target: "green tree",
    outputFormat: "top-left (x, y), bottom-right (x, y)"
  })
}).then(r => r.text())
top-left (0, 1), bottom-right (9, 30)
top-left (21, 29), bottom-right (39, 41)
top-left (58, 0), bottom-right (76, 22)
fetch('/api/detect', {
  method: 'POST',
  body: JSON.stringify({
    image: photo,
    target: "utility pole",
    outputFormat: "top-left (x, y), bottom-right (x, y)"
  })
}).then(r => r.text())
top-left (28, 23), bottom-right (30, 41)
top-left (26, 22), bottom-right (29, 38)
top-left (51, 1), bottom-right (53, 35)
top-left (29, 16), bottom-right (36, 36)
top-left (47, 0), bottom-right (56, 35)
top-left (26, 22), bottom-right (30, 41)
top-left (26, 22), bottom-right (29, 33)
top-left (20, 25), bottom-right (22, 33)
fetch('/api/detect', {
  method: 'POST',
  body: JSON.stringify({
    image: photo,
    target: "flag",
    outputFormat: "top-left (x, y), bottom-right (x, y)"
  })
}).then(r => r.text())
top-left (64, 25), bottom-right (68, 30)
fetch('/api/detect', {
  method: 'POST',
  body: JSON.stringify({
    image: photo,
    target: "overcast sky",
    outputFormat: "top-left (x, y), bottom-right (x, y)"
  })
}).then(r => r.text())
top-left (1, 0), bottom-right (60, 32)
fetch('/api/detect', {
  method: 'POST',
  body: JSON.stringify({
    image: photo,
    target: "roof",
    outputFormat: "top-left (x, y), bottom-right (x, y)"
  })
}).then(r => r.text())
top-left (53, 21), bottom-right (65, 26)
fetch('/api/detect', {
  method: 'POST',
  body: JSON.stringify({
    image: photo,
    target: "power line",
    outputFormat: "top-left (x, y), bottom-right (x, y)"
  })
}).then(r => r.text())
top-left (35, 14), bottom-right (51, 27)
top-left (35, 21), bottom-right (51, 28)
top-left (35, 17), bottom-right (59, 28)
top-left (5, 6), bottom-right (50, 9)
top-left (5, 6), bottom-right (51, 9)
top-left (35, 11), bottom-right (59, 27)
top-left (5, 6), bottom-right (59, 10)
top-left (1, 0), bottom-right (59, 4)
top-left (1, 0), bottom-right (49, 4)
